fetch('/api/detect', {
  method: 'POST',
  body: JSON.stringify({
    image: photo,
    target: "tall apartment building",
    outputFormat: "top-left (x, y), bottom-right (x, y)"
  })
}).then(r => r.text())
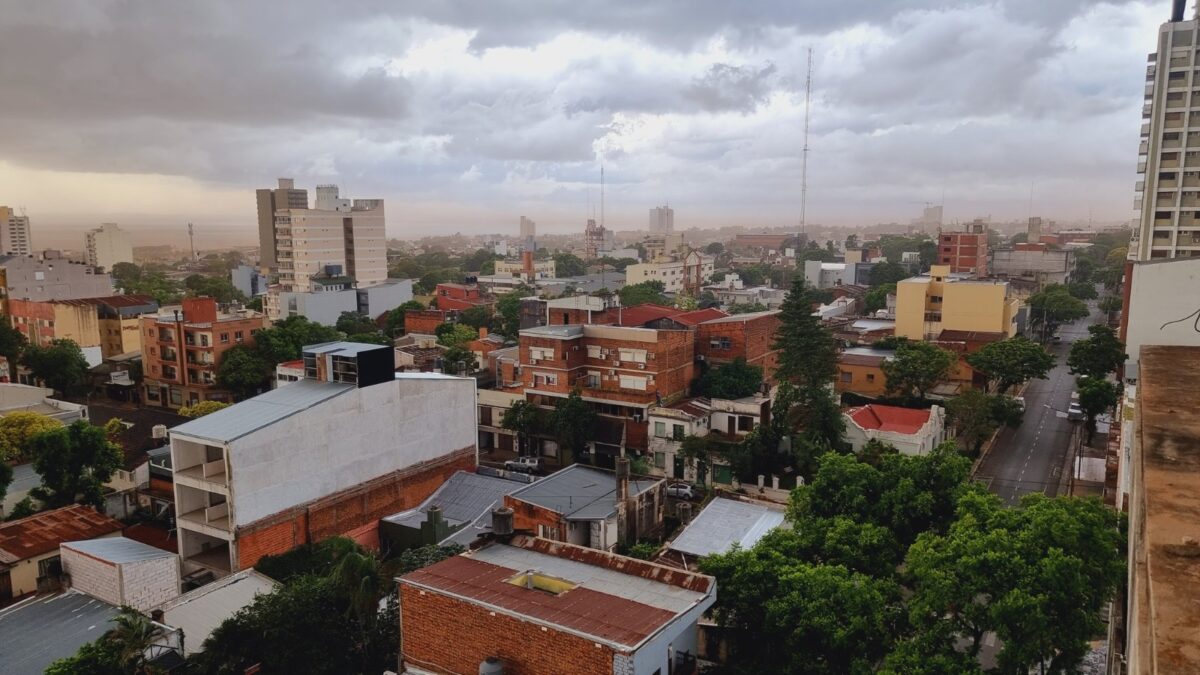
top-left (168, 341), bottom-right (476, 577)
top-left (624, 251), bottom-right (714, 295)
top-left (0, 206), bottom-right (32, 256)
top-left (894, 265), bottom-right (1020, 341)
top-left (0, 252), bottom-right (114, 314)
top-left (1134, 0), bottom-right (1200, 260)
top-left (8, 294), bottom-right (157, 361)
top-left (649, 205), bottom-right (674, 234)
top-left (140, 297), bottom-right (267, 409)
top-left (519, 215), bottom-right (536, 239)
top-left (83, 223), bottom-right (134, 271)
top-left (257, 180), bottom-right (386, 294)
top-left (937, 220), bottom-right (989, 277)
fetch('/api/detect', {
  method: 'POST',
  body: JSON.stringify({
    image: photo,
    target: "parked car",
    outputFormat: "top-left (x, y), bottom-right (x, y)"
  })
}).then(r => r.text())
top-left (504, 456), bottom-right (543, 474)
top-left (1051, 335), bottom-right (1062, 343)
top-left (1012, 396), bottom-right (1026, 412)
top-left (665, 483), bottom-right (697, 500)
top-left (1067, 402), bottom-right (1085, 421)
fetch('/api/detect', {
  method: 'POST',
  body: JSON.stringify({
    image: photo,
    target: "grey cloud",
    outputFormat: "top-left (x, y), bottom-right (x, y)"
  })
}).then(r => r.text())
top-left (684, 63), bottom-right (778, 112)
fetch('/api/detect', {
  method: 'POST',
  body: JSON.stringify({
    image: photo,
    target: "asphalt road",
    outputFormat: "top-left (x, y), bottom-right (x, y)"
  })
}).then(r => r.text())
top-left (2, 462), bottom-right (40, 514)
top-left (975, 301), bottom-right (1102, 505)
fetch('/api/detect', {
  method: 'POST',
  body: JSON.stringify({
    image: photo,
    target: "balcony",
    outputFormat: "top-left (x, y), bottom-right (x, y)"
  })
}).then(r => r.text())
top-left (175, 460), bottom-right (228, 491)
top-left (183, 540), bottom-right (232, 575)
top-left (178, 503), bottom-right (232, 537)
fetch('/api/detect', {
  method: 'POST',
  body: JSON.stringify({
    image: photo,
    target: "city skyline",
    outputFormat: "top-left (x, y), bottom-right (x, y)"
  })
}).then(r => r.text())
top-left (0, 1), bottom-right (1164, 247)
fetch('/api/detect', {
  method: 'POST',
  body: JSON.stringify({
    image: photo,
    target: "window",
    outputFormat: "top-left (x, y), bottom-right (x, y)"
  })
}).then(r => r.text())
top-left (585, 371), bottom-right (600, 387)
top-left (654, 452), bottom-right (666, 469)
top-left (529, 346), bottom-right (555, 361)
top-left (672, 424), bottom-right (685, 441)
top-left (618, 348), bottom-right (647, 363)
top-left (654, 421), bottom-right (667, 437)
top-left (866, 373), bottom-right (876, 383)
top-left (619, 375), bottom-right (647, 390)
top-left (235, 331), bottom-right (244, 342)
top-left (37, 555), bottom-right (61, 579)
top-left (220, 333), bottom-right (230, 344)
top-left (533, 373), bottom-right (558, 387)
top-left (840, 371), bottom-right (852, 383)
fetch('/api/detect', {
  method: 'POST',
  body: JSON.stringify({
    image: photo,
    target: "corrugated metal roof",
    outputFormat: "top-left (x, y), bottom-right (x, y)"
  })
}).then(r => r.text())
top-left (699, 310), bottom-right (781, 324)
top-left (0, 505), bottom-right (123, 564)
top-left (668, 498), bottom-right (785, 557)
top-left (383, 471), bottom-right (528, 537)
top-left (62, 536), bottom-right (175, 564)
top-left (0, 591), bottom-right (120, 675)
top-left (158, 569), bottom-right (278, 655)
top-left (302, 341), bottom-right (389, 356)
top-left (509, 465), bottom-right (659, 521)
top-left (169, 378), bottom-right (354, 444)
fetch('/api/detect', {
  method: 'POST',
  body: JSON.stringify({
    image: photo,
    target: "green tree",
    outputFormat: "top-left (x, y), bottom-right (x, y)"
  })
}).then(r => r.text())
top-left (618, 280), bottom-right (668, 306)
top-left (845, 233), bottom-right (860, 249)
top-left (869, 261), bottom-right (909, 287)
top-left (1098, 295), bottom-right (1123, 317)
top-left (966, 336), bottom-right (1054, 393)
top-left (441, 345), bottom-right (477, 374)
top-left (0, 411), bottom-right (61, 461)
top-left (110, 261), bottom-right (142, 286)
top-left (457, 305), bottom-right (493, 330)
top-left (1027, 285), bottom-right (1088, 336)
top-left (183, 274), bottom-right (247, 304)
top-left (773, 277), bottom-right (837, 389)
top-left (335, 311), bottom-right (378, 336)
top-left (1077, 377), bottom-right (1119, 443)
top-left (0, 462), bottom-right (11, 511)
top-left (495, 287), bottom-right (535, 338)
top-left (0, 320), bottom-right (27, 371)
top-left (29, 420), bottom-right (123, 509)
top-left (864, 283), bottom-right (895, 314)
top-left (21, 339), bottom-right (90, 395)
top-left (705, 241), bottom-right (725, 255)
top-left (1068, 324), bottom-right (1126, 379)
top-left (552, 252), bottom-right (587, 277)
top-left (946, 389), bottom-right (999, 456)
top-left (45, 606), bottom-right (161, 675)
top-left (179, 401), bottom-right (230, 418)
top-left (1067, 281), bottom-right (1098, 300)
top-left (550, 390), bottom-right (596, 464)
top-left (253, 316), bottom-right (340, 364)
top-left (881, 340), bottom-right (956, 401)
top-left (501, 400), bottom-right (544, 455)
top-left (346, 332), bottom-right (391, 346)
top-left (905, 492), bottom-right (1124, 673)
top-left (384, 300), bottom-right (427, 337)
top-left (435, 322), bottom-right (477, 348)
top-left (215, 343), bottom-right (274, 399)
top-left (695, 358), bottom-right (764, 399)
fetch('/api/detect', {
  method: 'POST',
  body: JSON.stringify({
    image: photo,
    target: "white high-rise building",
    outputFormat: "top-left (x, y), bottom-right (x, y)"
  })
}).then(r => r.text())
top-left (83, 223), bottom-right (134, 271)
top-left (649, 205), bottom-right (674, 234)
top-left (519, 216), bottom-right (536, 238)
top-left (0, 206), bottom-right (32, 256)
top-left (1134, 0), bottom-right (1200, 260)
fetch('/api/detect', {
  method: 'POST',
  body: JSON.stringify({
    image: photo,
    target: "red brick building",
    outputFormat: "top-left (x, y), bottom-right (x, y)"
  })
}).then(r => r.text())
top-left (398, 534), bottom-right (715, 675)
top-left (140, 297), bottom-right (267, 409)
top-left (433, 282), bottom-right (493, 311)
top-left (404, 308), bottom-right (455, 335)
top-left (938, 221), bottom-right (989, 278)
top-left (695, 310), bottom-right (782, 378)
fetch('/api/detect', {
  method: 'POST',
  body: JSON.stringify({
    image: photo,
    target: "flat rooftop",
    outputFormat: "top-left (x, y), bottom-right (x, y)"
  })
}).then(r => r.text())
top-left (668, 497), bottom-right (784, 558)
top-left (169, 378), bottom-right (354, 444)
top-left (400, 536), bottom-right (713, 649)
top-left (1131, 345), bottom-right (1200, 671)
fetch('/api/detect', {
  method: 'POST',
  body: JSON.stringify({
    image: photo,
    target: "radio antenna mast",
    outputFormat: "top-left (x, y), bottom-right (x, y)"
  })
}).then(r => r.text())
top-left (800, 47), bottom-right (813, 239)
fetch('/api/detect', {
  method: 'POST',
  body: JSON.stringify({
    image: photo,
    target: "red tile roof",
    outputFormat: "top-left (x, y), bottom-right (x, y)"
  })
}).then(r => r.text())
top-left (616, 303), bottom-right (681, 327)
top-left (402, 554), bottom-right (676, 647)
top-left (847, 404), bottom-right (932, 436)
top-left (0, 505), bottom-right (123, 564)
top-left (671, 308), bottom-right (728, 326)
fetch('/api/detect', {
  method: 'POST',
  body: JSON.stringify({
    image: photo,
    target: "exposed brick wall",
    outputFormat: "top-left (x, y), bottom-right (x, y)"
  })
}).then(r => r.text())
top-left (405, 309), bottom-right (452, 335)
top-left (400, 583), bottom-right (616, 675)
top-left (503, 495), bottom-right (566, 540)
top-left (696, 314), bottom-right (780, 380)
top-left (234, 448), bottom-right (475, 570)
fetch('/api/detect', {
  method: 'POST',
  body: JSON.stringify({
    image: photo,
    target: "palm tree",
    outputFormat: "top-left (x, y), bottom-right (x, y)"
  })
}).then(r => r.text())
top-left (106, 606), bottom-right (160, 672)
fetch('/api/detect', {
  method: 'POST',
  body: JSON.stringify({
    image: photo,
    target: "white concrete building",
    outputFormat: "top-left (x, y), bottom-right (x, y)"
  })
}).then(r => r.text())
top-left (647, 395), bottom-right (770, 486)
top-left (230, 264), bottom-right (268, 298)
top-left (842, 403), bottom-right (948, 456)
top-left (0, 251), bottom-right (113, 304)
top-left (267, 277), bottom-right (413, 324)
top-left (0, 205), bottom-right (32, 256)
top-left (1122, 256), bottom-right (1200, 376)
top-left (494, 257), bottom-right (557, 279)
top-left (625, 253), bottom-right (714, 294)
top-left (61, 537), bottom-right (180, 612)
top-left (1132, 3), bottom-right (1200, 260)
top-left (83, 223), bottom-right (134, 271)
top-left (803, 260), bottom-right (867, 289)
top-left (168, 341), bottom-right (477, 578)
top-left (991, 246), bottom-right (1076, 287)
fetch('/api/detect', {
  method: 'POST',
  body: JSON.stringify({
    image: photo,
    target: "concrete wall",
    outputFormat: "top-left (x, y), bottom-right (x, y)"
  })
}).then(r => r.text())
top-left (275, 289), bottom-right (359, 326)
top-left (219, 376), bottom-right (477, 528)
top-left (843, 406), bottom-right (947, 456)
top-left (62, 544), bottom-right (180, 612)
top-left (0, 257), bottom-right (114, 304)
top-left (1124, 257), bottom-right (1200, 374)
top-left (358, 279), bottom-right (414, 317)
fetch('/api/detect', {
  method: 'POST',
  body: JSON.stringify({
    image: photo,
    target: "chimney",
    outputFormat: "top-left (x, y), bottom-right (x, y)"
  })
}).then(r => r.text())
top-left (491, 507), bottom-right (514, 539)
top-left (522, 250), bottom-right (535, 281)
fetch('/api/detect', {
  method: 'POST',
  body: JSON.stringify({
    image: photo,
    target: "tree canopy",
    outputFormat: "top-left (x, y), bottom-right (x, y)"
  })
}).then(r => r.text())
top-left (864, 283), bottom-right (895, 314)
top-left (966, 336), bottom-right (1054, 393)
top-left (0, 411), bottom-right (61, 461)
top-left (435, 322), bottom-right (478, 348)
top-left (1077, 377), bottom-right (1119, 442)
top-left (21, 339), bottom-right (90, 395)
top-left (29, 420), bottom-right (123, 509)
top-left (253, 316), bottom-right (340, 364)
top-left (179, 401), bottom-right (231, 418)
top-left (553, 252), bottom-right (587, 277)
top-left (335, 311), bottom-right (379, 336)
top-left (0, 320), bottom-right (27, 373)
top-left (550, 390), bottom-right (596, 464)
top-left (1027, 285), bottom-right (1088, 334)
top-left (773, 277), bottom-right (837, 389)
top-left (695, 358), bottom-right (764, 400)
top-left (618, 280), bottom-right (669, 306)
top-left (501, 400), bottom-right (544, 454)
top-left (881, 340), bottom-right (956, 401)
top-left (869, 261), bottom-right (910, 287)
top-left (215, 344), bottom-right (274, 399)
top-left (1067, 324), bottom-right (1126, 379)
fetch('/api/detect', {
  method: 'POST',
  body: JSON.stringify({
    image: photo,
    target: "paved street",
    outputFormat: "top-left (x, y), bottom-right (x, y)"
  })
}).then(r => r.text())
top-left (2, 462), bottom-right (40, 515)
top-left (975, 301), bottom-right (1103, 505)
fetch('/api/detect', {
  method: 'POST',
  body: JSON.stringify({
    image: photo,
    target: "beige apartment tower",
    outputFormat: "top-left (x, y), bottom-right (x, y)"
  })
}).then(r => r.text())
top-left (255, 179), bottom-right (387, 293)
top-left (84, 223), bottom-right (134, 271)
top-left (649, 205), bottom-right (674, 234)
top-left (1134, 0), bottom-right (1200, 260)
top-left (0, 206), bottom-right (32, 256)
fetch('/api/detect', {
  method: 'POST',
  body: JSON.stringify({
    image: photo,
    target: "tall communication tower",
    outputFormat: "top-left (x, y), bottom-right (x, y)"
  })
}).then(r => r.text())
top-left (187, 222), bottom-right (196, 261)
top-left (799, 47), bottom-right (813, 244)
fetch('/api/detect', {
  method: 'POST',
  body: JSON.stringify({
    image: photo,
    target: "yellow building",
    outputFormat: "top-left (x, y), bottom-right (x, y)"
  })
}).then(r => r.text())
top-left (7, 295), bottom-right (157, 360)
top-left (894, 265), bottom-right (1020, 341)
top-left (0, 505), bottom-right (123, 602)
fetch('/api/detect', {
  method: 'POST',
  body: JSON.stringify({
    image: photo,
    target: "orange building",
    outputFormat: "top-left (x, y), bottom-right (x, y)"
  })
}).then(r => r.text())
top-left (433, 283), bottom-right (493, 311)
top-left (140, 297), bottom-right (267, 409)
top-left (938, 221), bottom-right (989, 277)
top-left (694, 310), bottom-right (781, 379)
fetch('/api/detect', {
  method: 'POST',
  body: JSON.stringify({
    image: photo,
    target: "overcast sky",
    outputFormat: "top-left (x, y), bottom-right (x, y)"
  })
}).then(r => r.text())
top-left (0, 1), bottom-right (1167, 246)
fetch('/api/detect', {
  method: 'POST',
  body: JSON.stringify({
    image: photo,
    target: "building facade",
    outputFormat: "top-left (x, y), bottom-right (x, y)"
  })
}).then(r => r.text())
top-left (843, 403), bottom-right (948, 456)
top-left (140, 297), bottom-right (267, 409)
top-left (894, 265), bottom-right (1019, 341)
top-left (0, 205), bottom-right (32, 256)
top-left (167, 342), bottom-right (477, 578)
top-left (624, 253), bottom-right (714, 294)
top-left (937, 221), bottom-right (989, 277)
top-left (694, 310), bottom-right (781, 378)
top-left (7, 295), bottom-right (157, 361)
top-left (990, 243), bottom-right (1076, 288)
top-left (649, 205), bottom-right (675, 234)
top-left (0, 252), bottom-right (114, 314)
top-left (83, 223), bottom-right (134, 271)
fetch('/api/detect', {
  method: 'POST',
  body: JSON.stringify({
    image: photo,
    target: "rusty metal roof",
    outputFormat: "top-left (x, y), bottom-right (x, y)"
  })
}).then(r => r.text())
top-left (0, 505), bottom-right (123, 564)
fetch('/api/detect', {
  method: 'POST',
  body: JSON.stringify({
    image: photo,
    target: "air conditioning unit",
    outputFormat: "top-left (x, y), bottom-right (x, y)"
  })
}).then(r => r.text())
top-left (530, 358), bottom-right (539, 364)
top-left (697, 354), bottom-right (706, 362)
top-left (638, 363), bottom-right (646, 370)
top-left (613, 361), bottom-right (621, 366)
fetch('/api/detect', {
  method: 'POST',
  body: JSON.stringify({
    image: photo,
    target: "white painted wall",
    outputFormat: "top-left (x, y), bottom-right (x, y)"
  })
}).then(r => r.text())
top-left (842, 405), bottom-right (947, 456)
top-left (62, 542), bottom-right (180, 612)
top-left (1124, 257), bottom-right (1200, 375)
top-left (223, 376), bottom-right (477, 527)
top-left (630, 597), bottom-right (715, 675)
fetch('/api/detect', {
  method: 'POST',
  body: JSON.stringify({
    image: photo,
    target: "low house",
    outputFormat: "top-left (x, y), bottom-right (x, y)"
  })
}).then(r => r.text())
top-left (0, 505), bottom-right (123, 603)
top-left (61, 537), bottom-right (180, 612)
top-left (0, 383), bottom-right (88, 423)
top-left (843, 403), bottom-right (949, 456)
top-left (504, 463), bottom-right (664, 551)
top-left (158, 569), bottom-right (278, 656)
top-left (662, 497), bottom-right (785, 568)
top-left (836, 347), bottom-right (895, 399)
top-left (398, 534), bottom-right (716, 675)
top-left (380, 470), bottom-right (532, 552)
top-left (833, 319), bottom-right (895, 346)
top-left (274, 359), bottom-right (304, 388)
top-left (647, 395), bottom-right (770, 486)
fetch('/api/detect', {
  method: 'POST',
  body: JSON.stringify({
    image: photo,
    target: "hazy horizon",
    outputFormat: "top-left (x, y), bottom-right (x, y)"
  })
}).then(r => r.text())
top-left (0, 1), bottom-right (1163, 249)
